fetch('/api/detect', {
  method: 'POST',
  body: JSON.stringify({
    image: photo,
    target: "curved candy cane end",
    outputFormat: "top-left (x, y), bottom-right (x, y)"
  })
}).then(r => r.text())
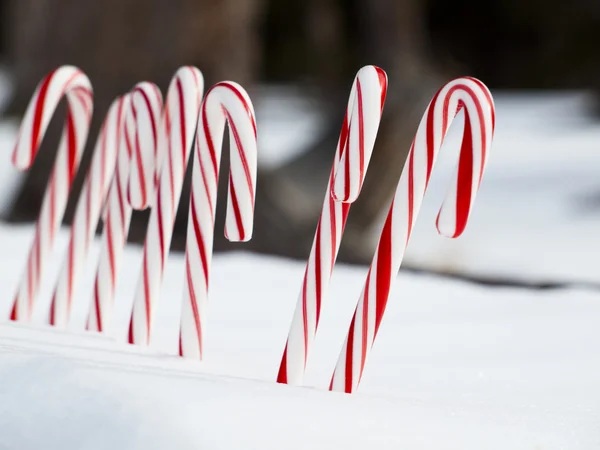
top-left (224, 231), bottom-right (254, 243)
top-left (435, 211), bottom-right (466, 239)
top-left (331, 65), bottom-right (388, 204)
top-left (126, 82), bottom-right (164, 210)
top-left (11, 146), bottom-right (30, 170)
top-left (224, 214), bottom-right (254, 243)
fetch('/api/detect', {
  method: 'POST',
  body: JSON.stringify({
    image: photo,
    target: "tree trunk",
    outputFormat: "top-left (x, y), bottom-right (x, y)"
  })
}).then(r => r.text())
top-left (243, 0), bottom-right (445, 264)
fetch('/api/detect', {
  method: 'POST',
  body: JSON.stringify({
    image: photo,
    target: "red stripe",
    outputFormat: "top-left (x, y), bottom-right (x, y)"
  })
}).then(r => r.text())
top-left (173, 78), bottom-right (187, 212)
top-left (464, 77), bottom-right (495, 131)
top-left (143, 250), bottom-right (153, 341)
top-left (277, 344), bottom-right (289, 383)
top-left (228, 176), bottom-right (245, 240)
top-left (66, 110), bottom-right (79, 184)
top-left (374, 67), bottom-right (388, 114)
top-left (74, 89), bottom-right (92, 120)
top-left (197, 139), bottom-right (215, 224)
top-left (407, 147), bottom-right (415, 244)
top-left (314, 221), bottom-right (323, 323)
top-left (9, 298), bottom-right (17, 321)
top-left (301, 269), bottom-right (309, 364)
top-left (190, 192), bottom-right (210, 288)
top-left (49, 294), bottom-right (56, 326)
top-left (442, 82), bottom-right (489, 235)
top-left (94, 282), bottom-right (103, 332)
top-left (156, 185), bottom-right (166, 268)
top-left (224, 109), bottom-right (255, 207)
top-left (201, 101), bottom-right (219, 181)
top-left (374, 206), bottom-right (394, 336)
top-left (185, 257), bottom-right (203, 355)
top-left (135, 87), bottom-right (160, 190)
top-left (105, 210), bottom-right (117, 285)
top-left (131, 101), bottom-right (148, 207)
top-left (344, 124), bottom-right (352, 201)
top-left (138, 88), bottom-right (159, 146)
top-left (215, 82), bottom-right (257, 138)
top-left (163, 100), bottom-right (173, 188)
top-left (454, 107), bottom-right (473, 237)
top-left (360, 270), bottom-right (371, 377)
top-left (345, 315), bottom-right (357, 393)
top-left (328, 195), bottom-right (337, 269)
top-left (188, 66), bottom-right (202, 103)
top-left (128, 317), bottom-right (134, 344)
top-left (356, 79), bottom-right (365, 190)
top-left (66, 237), bottom-right (75, 311)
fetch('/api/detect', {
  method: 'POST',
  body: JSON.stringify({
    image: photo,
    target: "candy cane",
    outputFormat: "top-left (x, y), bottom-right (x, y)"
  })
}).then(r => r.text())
top-left (329, 77), bottom-right (496, 394)
top-left (127, 67), bottom-right (204, 346)
top-left (178, 81), bottom-right (258, 359)
top-left (86, 82), bottom-right (163, 333)
top-left (8, 66), bottom-right (93, 322)
top-left (277, 65), bottom-right (387, 385)
top-left (47, 96), bottom-right (127, 327)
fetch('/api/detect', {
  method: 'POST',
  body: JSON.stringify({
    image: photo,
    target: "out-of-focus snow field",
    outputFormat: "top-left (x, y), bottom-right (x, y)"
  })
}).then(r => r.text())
top-left (0, 74), bottom-right (598, 449)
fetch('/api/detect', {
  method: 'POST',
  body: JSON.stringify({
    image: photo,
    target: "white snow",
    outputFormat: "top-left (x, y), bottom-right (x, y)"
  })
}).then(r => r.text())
top-left (0, 224), bottom-right (598, 448)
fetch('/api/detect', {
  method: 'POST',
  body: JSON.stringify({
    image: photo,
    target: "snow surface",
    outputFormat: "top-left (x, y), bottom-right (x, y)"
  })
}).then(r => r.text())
top-left (0, 224), bottom-right (598, 449)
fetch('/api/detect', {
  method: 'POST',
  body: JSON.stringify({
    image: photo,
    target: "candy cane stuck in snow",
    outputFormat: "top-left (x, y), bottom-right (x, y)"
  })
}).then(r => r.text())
top-left (8, 66), bottom-right (93, 322)
top-left (178, 81), bottom-right (258, 360)
top-left (127, 67), bottom-right (204, 347)
top-left (86, 82), bottom-right (163, 334)
top-left (329, 77), bottom-right (496, 394)
top-left (47, 95), bottom-right (128, 328)
top-left (277, 65), bottom-right (388, 386)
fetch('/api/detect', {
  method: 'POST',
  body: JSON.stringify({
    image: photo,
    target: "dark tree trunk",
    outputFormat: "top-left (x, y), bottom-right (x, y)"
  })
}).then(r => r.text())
top-left (241, 0), bottom-right (446, 264)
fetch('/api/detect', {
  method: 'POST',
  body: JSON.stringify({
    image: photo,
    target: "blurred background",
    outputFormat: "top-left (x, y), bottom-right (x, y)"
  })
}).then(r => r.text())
top-left (0, 0), bottom-right (599, 287)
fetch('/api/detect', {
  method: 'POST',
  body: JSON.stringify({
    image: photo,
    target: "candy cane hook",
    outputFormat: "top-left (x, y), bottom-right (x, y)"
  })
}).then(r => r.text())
top-left (127, 66), bottom-right (204, 347)
top-left (178, 81), bottom-right (258, 359)
top-left (330, 77), bottom-right (496, 394)
top-left (8, 66), bottom-right (93, 322)
top-left (86, 82), bottom-right (163, 334)
top-left (47, 95), bottom-right (127, 328)
top-left (277, 65), bottom-right (387, 385)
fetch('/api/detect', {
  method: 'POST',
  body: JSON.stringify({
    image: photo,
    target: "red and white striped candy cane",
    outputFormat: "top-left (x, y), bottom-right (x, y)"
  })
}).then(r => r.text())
top-left (127, 67), bottom-right (204, 346)
top-left (47, 96), bottom-right (127, 328)
top-left (330, 77), bottom-right (496, 394)
top-left (8, 66), bottom-right (93, 322)
top-left (86, 82), bottom-right (163, 333)
top-left (277, 65), bottom-right (387, 385)
top-left (178, 81), bottom-right (258, 359)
